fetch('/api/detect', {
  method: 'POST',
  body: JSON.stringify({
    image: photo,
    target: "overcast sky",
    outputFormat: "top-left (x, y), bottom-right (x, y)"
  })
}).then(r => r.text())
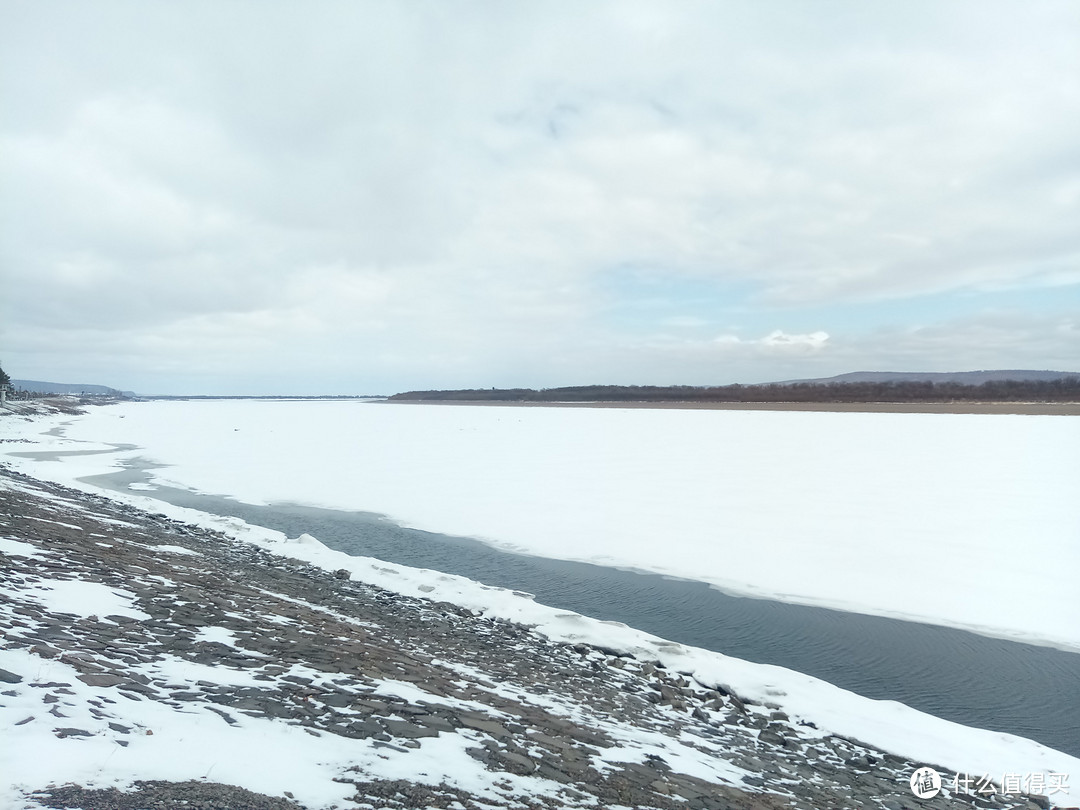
top-left (2, 1), bottom-right (1078, 395)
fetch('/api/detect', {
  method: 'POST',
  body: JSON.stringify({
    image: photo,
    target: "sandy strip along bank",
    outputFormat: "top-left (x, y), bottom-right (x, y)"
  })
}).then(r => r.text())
top-left (0, 467), bottom-right (1057, 810)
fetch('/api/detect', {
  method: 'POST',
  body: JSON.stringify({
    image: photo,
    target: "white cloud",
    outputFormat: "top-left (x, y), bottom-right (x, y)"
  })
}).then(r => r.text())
top-left (761, 331), bottom-right (830, 352)
top-left (708, 331), bottom-right (830, 353)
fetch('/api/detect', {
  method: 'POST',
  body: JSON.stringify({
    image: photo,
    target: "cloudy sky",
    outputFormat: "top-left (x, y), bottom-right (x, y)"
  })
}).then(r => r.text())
top-left (2, 1), bottom-right (1078, 395)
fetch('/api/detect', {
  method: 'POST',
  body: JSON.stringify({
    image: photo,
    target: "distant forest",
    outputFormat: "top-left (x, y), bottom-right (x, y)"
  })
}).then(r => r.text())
top-left (389, 378), bottom-right (1080, 404)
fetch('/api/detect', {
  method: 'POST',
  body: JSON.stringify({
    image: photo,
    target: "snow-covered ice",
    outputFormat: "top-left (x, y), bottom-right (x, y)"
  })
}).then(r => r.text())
top-left (8, 399), bottom-right (1078, 651)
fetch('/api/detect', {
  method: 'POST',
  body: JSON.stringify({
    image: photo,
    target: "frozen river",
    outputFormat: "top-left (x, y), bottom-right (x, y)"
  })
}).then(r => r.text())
top-left (5, 399), bottom-right (1079, 793)
top-left (40, 399), bottom-right (1080, 650)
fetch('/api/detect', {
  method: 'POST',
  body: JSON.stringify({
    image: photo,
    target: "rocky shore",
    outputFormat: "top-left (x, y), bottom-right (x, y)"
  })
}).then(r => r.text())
top-left (0, 465), bottom-right (1058, 810)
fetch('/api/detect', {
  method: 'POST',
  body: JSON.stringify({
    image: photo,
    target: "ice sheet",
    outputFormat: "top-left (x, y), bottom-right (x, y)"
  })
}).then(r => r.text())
top-left (11, 399), bottom-right (1077, 651)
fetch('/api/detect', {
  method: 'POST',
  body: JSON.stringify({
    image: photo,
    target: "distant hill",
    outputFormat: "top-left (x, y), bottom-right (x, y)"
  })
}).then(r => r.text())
top-left (775, 370), bottom-right (1079, 385)
top-left (11, 379), bottom-right (127, 396)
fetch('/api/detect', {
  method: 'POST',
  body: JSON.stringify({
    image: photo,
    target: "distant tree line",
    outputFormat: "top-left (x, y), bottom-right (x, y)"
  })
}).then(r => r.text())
top-left (388, 378), bottom-right (1080, 404)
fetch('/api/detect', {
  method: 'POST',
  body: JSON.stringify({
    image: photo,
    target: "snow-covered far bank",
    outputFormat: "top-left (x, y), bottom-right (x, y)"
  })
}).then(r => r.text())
top-left (4, 399), bottom-right (1077, 653)
top-left (1, 460), bottom-right (1078, 808)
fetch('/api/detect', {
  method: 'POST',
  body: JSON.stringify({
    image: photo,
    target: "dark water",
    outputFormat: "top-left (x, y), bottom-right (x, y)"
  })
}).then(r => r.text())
top-left (78, 459), bottom-right (1080, 758)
